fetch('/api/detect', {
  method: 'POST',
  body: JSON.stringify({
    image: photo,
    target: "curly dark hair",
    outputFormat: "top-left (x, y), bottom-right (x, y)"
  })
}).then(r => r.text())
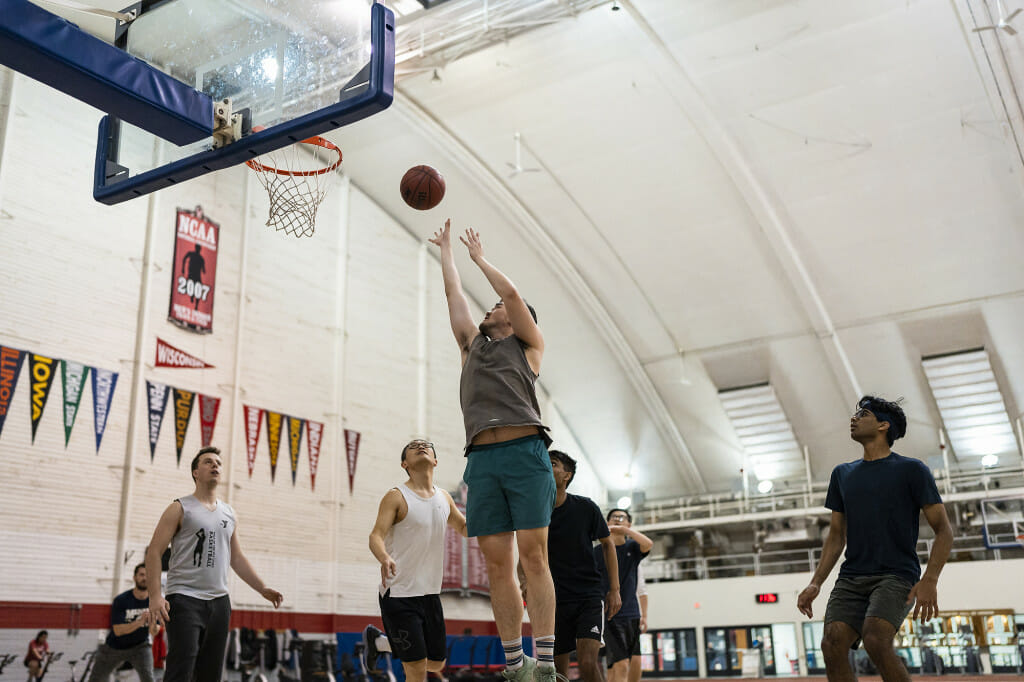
top-left (857, 395), bottom-right (907, 446)
top-left (549, 449), bottom-right (577, 485)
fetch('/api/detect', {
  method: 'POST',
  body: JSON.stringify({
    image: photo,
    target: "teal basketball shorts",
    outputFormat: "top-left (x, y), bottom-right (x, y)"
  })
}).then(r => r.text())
top-left (463, 435), bottom-right (555, 537)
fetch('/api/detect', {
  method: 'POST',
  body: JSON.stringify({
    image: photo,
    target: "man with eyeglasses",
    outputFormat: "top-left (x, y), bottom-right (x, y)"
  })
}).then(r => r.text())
top-left (429, 220), bottom-right (557, 682)
top-left (797, 396), bottom-right (953, 682)
top-left (594, 508), bottom-right (653, 682)
top-left (369, 439), bottom-right (467, 682)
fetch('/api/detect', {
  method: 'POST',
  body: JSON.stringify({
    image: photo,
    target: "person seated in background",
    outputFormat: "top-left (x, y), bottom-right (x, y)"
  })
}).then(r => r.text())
top-left (24, 631), bottom-right (49, 682)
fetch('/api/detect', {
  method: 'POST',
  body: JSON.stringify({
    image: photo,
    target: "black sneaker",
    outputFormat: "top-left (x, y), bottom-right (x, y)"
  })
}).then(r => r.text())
top-left (362, 625), bottom-right (385, 673)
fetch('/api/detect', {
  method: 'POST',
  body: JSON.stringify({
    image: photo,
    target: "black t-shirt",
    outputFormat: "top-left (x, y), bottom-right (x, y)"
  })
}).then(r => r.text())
top-left (548, 493), bottom-right (610, 602)
top-left (106, 589), bottom-right (150, 649)
top-left (595, 537), bottom-right (648, 621)
top-left (825, 451), bottom-right (942, 586)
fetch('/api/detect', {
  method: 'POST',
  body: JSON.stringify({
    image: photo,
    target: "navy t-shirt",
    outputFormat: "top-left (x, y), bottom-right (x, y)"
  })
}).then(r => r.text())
top-left (548, 493), bottom-right (610, 602)
top-left (106, 589), bottom-right (150, 649)
top-left (825, 451), bottom-right (942, 586)
top-left (595, 537), bottom-right (648, 621)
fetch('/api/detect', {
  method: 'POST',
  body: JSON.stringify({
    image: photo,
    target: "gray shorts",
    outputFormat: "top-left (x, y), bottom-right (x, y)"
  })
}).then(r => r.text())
top-left (824, 575), bottom-right (914, 644)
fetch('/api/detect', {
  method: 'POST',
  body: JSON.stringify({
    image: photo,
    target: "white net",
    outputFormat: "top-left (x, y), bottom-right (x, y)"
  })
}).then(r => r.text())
top-left (247, 136), bottom-right (342, 238)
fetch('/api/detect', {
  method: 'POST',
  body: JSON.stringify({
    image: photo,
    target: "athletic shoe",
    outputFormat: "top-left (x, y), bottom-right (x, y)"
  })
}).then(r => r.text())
top-left (500, 655), bottom-right (537, 682)
top-left (534, 667), bottom-right (569, 682)
top-left (362, 625), bottom-right (385, 673)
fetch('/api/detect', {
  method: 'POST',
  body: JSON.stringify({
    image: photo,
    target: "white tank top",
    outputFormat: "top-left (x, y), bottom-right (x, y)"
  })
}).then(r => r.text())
top-left (165, 495), bottom-right (235, 599)
top-left (381, 484), bottom-right (450, 598)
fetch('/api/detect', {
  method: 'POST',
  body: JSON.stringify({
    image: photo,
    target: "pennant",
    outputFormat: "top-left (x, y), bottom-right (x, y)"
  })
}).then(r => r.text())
top-left (344, 428), bottom-right (361, 493)
top-left (198, 394), bottom-right (220, 447)
top-left (266, 411), bottom-right (283, 482)
top-left (307, 420), bottom-right (323, 491)
top-left (29, 354), bottom-right (58, 442)
top-left (243, 405), bottom-right (263, 478)
top-left (146, 381), bottom-right (170, 460)
top-left (0, 346), bottom-right (27, 440)
top-left (286, 416), bottom-right (305, 486)
top-left (155, 337), bottom-right (215, 369)
top-left (91, 368), bottom-right (118, 452)
top-left (172, 388), bottom-right (196, 464)
top-left (61, 360), bottom-right (89, 447)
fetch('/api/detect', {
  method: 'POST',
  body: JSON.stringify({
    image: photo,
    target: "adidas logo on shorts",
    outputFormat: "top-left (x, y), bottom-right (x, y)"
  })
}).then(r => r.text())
top-left (591, 626), bottom-right (600, 634)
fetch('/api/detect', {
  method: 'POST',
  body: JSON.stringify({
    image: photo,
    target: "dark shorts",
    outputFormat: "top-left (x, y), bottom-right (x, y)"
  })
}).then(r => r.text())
top-left (825, 575), bottom-right (914, 645)
top-left (463, 435), bottom-right (555, 537)
top-left (555, 598), bottom-right (605, 656)
top-left (379, 591), bottom-right (447, 663)
top-left (604, 617), bottom-right (641, 666)
top-left (164, 594), bottom-right (232, 682)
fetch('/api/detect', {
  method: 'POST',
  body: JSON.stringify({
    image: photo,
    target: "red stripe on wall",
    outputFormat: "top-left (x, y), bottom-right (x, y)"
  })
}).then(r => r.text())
top-left (0, 601), bottom-right (499, 635)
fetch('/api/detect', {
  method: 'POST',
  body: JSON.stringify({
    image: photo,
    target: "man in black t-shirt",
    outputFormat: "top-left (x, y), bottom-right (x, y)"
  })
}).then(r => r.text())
top-left (797, 396), bottom-right (953, 682)
top-left (594, 508), bottom-right (653, 682)
top-left (88, 564), bottom-right (159, 682)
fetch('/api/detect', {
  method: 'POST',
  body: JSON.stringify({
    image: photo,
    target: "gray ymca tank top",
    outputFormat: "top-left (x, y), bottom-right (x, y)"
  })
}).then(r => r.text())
top-left (381, 484), bottom-right (450, 598)
top-left (459, 334), bottom-right (547, 448)
top-left (165, 495), bottom-right (235, 599)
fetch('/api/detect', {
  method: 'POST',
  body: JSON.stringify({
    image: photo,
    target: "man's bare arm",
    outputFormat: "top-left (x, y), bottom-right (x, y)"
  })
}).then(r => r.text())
top-left (797, 511), bottom-right (846, 618)
top-left (443, 490), bottom-right (468, 537)
top-left (599, 536), bottom-right (622, 619)
top-left (145, 502), bottom-right (183, 626)
top-left (229, 529), bottom-right (283, 608)
top-left (369, 489), bottom-right (404, 583)
top-left (623, 527), bottom-right (655, 554)
top-left (428, 220), bottom-right (477, 354)
top-left (908, 503), bottom-right (953, 620)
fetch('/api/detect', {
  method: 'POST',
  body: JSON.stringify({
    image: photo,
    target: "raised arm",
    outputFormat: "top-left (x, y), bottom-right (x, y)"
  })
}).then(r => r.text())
top-left (797, 511), bottom-right (847, 618)
top-left (368, 489), bottom-right (404, 585)
top-left (908, 502), bottom-right (953, 620)
top-left (443, 490), bottom-right (468, 537)
top-left (622, 526), bottom-right (654, 554)
top-left (229, 527), bottom-right (283, 608)
top-left (429, 220), bottom-right (478, 356)
top-left (460, 229), bottom-right (543, 353)
top-left (145, 501), bottom-right (182, 626)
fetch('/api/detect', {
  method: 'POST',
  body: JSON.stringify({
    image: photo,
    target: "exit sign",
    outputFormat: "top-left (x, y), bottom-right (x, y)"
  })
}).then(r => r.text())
top-left (756, 593), bottom-right (779, 604)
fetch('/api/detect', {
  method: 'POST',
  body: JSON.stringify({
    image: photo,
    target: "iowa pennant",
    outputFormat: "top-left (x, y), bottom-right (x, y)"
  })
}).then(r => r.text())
top-left (286, 416), bottom-right (305, 485)
top-left (243, 405), bottom-right (262, 478)
top-left (61, 360), bottom-right (89, 447)
top-left (266, 411), bottom-right (283, 482)
top-left (198, 394), bottom-right (220, 447)
top-left (91, 368), bottom-right (118, 452)
top-left (172, 388), bottom-right (196, 464)
top-left (146, 380), bottom-right (170, 460)
top-left (344, 428), bottom-right (361, 493)
top-left (307, 420), bottom-right (323, 491)
top-left (0, 346), bottom-right (27, 440)
top-left (29, 354), bottom-right (58, 442)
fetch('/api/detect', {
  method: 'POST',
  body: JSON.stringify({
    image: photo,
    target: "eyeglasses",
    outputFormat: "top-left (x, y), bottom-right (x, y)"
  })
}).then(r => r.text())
top-left (609, 514), bottom-right (630, 521)
top-left (852, 409), bottom-right (873, 419)
top-left (405, 441), bottom-right (434, 451)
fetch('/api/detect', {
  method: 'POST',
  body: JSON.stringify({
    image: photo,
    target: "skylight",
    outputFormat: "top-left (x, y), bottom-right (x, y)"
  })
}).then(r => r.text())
top-left (719, 383), bottom-right (804, 486)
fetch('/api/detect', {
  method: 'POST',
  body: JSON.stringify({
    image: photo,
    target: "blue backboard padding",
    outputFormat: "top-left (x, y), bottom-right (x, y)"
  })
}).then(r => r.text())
top-left (93, 2), bottom-right (395, 205)
top-left (0, 0), bottom-right (212, 146)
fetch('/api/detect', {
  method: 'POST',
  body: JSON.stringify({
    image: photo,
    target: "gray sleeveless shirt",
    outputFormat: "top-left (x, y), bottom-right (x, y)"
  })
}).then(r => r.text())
top-left (165, 495), bottom-right (235, 599)
top-left (459, 334), bottom-right (547, 447)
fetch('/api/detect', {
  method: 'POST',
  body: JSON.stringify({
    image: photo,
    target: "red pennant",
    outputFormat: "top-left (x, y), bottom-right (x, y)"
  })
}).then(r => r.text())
top-left (344, 428), bottom-right (361, 493)
top-left (198, 394), bottom-right (220, 447)
top-left (243, 405), bottom-right (262, 478)
top-left (307, 420), bottom-right (323, 491)
top-left (155, 337), bottom-right (215, 368)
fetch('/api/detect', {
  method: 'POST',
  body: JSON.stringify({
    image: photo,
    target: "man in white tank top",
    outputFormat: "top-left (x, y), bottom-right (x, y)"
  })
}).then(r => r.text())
top-left (144, 447), bottom-right (283, 682)
top-left (369, 439), bottom-right (467, 682)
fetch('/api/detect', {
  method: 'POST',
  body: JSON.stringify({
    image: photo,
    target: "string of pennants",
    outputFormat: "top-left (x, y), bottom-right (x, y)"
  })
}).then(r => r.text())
top-left (243, 405), bottom-right (328, 490)
top-left (0, 345), bottom-right (119, 451)
top-left (145, 380), bottom-right (221, 463)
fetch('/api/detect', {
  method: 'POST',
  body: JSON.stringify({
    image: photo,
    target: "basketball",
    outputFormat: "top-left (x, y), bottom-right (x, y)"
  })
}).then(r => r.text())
top-left (400, 165), bottom-right (446, 210)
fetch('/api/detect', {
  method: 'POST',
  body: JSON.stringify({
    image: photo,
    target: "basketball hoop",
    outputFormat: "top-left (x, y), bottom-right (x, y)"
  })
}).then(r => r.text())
top-left (246, 134), bottom-right (343, 238)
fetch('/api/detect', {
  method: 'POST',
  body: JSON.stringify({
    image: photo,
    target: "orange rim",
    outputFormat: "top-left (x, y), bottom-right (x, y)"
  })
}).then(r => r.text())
top-left (246, 135), bottom-right (343, 177)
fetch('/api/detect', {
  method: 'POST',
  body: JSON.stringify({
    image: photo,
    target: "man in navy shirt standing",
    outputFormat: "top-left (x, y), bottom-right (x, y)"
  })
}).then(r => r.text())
top-left (798, 396), bottom-right (953, 682)
top-left (88, 563), bottom-right (159, 682)
top-left (595, 508), bottom-right (653, 682)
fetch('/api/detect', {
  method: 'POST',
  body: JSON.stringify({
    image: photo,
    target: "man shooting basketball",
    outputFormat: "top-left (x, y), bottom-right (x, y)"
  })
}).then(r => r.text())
top-left (429, 220), bottom-right (557, 682)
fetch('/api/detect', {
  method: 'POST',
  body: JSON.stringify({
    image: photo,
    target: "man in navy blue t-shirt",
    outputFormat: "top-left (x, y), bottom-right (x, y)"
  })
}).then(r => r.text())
top-left (797, 396), bottom-right (953, 682)
top-left (88, 563), bottom-right (159, 682)
top-left (595, 508), bottom-right (652, 682)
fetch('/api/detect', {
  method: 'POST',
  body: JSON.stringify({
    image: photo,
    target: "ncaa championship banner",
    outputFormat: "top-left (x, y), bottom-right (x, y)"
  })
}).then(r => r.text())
top-left (169, 207), bottom-right (219, 334)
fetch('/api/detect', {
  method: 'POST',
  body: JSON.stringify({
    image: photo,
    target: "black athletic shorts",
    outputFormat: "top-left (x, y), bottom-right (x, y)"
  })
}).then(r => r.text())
top-left (554, 598), bottom-right (604, 656)
top-left (604, 617), bottom-right (641, 666)
top-left (378, 590), bottom-right (447, 663)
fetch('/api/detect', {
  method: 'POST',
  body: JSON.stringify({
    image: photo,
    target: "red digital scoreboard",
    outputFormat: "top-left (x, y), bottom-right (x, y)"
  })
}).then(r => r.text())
top-left (756, 592), bottom-right (779, 604)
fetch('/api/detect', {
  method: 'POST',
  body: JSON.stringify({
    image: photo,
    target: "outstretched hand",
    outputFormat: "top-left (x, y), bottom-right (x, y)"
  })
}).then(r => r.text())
top-left (459, 228), bottom-right (484, 262)
top-left (428, 219), bottom-right (452, 249)
top-left (260, 587), bottom-right (284, 609)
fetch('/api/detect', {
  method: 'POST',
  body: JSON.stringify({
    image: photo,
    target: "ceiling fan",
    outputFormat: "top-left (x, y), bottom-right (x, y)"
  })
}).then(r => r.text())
top-left (973, 0), bottom-right (1023, 35)
top-left (506, 132), bottom-right (542, 178)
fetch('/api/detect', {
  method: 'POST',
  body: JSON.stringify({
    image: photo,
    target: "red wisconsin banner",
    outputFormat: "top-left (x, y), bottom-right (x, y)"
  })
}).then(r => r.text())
top-left (198, 394), bottom-right (220, 446)
top-left (243, 405), bottom-right (262, 478)
top-left (155, 338), bottom-right (214, 368)
top-left (168, 207), bottom-right (219, 334)
top-left (344, 429), bottom-right (361, 493)
top-left (306, 420), bottom-right (323, 491)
